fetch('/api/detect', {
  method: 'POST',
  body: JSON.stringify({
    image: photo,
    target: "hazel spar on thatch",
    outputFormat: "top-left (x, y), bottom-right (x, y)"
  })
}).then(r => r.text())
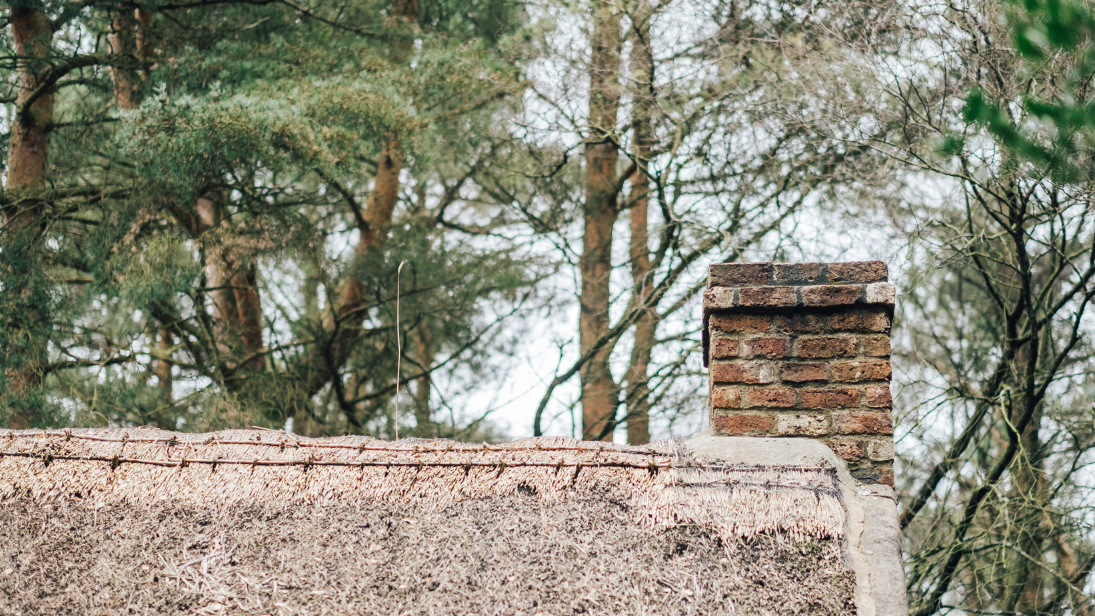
top-left (0, 428), bottom-right (861, 615)
top-left (0, 427), bottom-right (844, 541)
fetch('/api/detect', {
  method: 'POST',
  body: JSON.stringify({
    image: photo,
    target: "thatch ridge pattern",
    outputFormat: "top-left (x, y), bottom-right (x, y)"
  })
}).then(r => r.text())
top-left (0, 428), bottom-right (846, 540)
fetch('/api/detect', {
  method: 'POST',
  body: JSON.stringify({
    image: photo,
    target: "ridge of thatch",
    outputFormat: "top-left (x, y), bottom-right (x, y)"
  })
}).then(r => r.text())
top-left (0, 428), bottom-right (844, 540)
top-left (0, 429), bottom-right (863, 615)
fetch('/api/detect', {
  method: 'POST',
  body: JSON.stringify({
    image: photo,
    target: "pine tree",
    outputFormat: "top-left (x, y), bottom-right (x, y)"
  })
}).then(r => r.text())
top-left (1, 0), bottom-right (536, 436)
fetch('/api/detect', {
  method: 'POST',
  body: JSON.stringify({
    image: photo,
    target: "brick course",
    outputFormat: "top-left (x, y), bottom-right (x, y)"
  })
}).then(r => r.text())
top-left (776, 414), bottom-right (827, 436)
top-left (780, 363), bottom-right (827, 382)
top-left (745, 387), bottom-right (796, 408)
top-left (710, 314), bottom-right (771, 333)
top-left (828, 311), bottom-right (890, 333)
top-left (773, 263), bottom-right (821, 283)
top-left (710, 361), bottom-right (775, 384)
top-left (712, 414), bottom-right (773, 434)
top-left (831, 361), bottom-right (891, 383)
top-left (802, 285), bottom-right (862, 306)
top-left (796, 337), bottom-right (856, 358)
top-left (710, 387), bottom-right (741, 409)
top-left (739, 286), bottom-right (796, 307)
top-left (710, 338), bottom-right (740, 359)
top-left (709, 263), bottom-right (769, 286)
top-left (704, 261), bottom-right (897, 485)
top-left (862, 335), bottom-right (891, 357)
top-left (800, 387), bottom-right (861, 409)
top-left (866, 386), bottom-right (892, 408)
top-left (828, 261), bottom-right (888, 283)
top-left (832, 412), bottom-right (894, 435)
top-left (742, 337), bottom-right (789, 358)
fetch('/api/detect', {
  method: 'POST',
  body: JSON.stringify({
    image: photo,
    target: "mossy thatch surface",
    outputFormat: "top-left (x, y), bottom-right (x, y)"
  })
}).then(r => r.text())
top-left (0, 429), bottom-right (857, 615)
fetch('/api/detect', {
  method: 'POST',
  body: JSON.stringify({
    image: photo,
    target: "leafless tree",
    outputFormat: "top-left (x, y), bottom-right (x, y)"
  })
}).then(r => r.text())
top-left (812, 0), bottom-right (1095, 611)
top-left (524, 0), bottom-right (878, 442)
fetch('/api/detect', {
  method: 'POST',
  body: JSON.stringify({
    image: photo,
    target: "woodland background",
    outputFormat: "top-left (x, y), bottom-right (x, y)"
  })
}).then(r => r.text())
top-left (4, 0), bottom-right (1095, 612)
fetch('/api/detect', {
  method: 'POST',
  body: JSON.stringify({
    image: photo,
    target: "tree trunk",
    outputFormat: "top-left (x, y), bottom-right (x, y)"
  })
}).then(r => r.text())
top-left (232, 264), bottom-right (264, 370)
top-left (2, 5), bottom-right (54, 426)
top-left (337, 140), bottom-right (405, 318)
top-left (108, 9), bottom-right (152, 110)
top-left (291, 0), bottom-right (414, 423)
top-left (109, 8), bottom-right (177, 397)
top-left (291, 144), bottom-right (406, 422)
top-left (624, 7), bottom-right (654, 446)
top-left (579, 0), bottom-right (623, 441)
top-left (1005, 385), bottom-right (1047, 615)
top-left (6, 7), bottom-right (52, 206)
top-left (154, 331), bottom-right (173, 399)
top-left (196, 194), bottom-right (243, 365)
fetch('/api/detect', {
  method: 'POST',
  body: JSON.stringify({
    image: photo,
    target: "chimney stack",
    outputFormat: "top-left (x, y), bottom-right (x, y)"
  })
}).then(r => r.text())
top-left (702, 262), bottom-right (896, 485)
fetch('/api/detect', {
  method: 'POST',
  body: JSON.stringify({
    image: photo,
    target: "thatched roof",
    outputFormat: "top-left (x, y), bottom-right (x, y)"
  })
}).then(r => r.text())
top-left (0, 428), bottom-right (882, 615)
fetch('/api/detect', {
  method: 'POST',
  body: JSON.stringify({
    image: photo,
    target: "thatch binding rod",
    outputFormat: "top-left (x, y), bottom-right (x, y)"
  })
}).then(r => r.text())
top-left (0, 451), bottom-right (673, 471)
top-left (3, 432), bottom-right (668, 456)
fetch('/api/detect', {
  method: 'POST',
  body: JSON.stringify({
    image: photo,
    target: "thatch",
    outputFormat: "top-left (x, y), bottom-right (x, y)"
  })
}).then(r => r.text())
top-left (0, 429), bottom-right (857, 615)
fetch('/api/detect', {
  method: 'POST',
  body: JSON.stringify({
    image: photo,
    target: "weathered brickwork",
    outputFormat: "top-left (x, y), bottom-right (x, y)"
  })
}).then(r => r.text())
top-left (703, 261), bottom-right (896, 486)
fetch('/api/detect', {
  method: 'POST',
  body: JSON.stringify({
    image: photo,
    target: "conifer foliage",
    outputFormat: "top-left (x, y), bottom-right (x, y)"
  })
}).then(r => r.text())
top-left (1, 0), bottom-right (534, 436)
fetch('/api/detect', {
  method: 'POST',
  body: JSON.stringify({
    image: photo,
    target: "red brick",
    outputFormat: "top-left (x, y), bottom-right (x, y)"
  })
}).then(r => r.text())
top-left (832, 361), bottom-right (891, 383)
top-left (780, 363), bottom-right (827, 382)
top-left (742, 337), bottom-right (789, 359)
top-left (709, 263), bottom-right (769, 286)
top-left (829, 311), bottom-right (890, 333)
top-left (795, 337), bottom-right (856, 358)
top-left (710, 387), bottom-right (741, 409)
top-left (832, 411), bottom-right (894, 435)
top-left (710, 362), bottom-right (775, 384)
top-left (802, 285), bottom-right (863, 306)
top-left (800, 387), bottom-right (861, 409)
top-left (866, 386), bottom-right (892, 408)
top-left (878, 464), bottom-right (895, 487)
top-left (777, 314), bottom-right (826, 334)
top-left (862, 335), bottom-right (891, 357)
top-left (776, 414), bottom-right (827, 436)
top-left (827, 261), bottom-right (888, 283)
top-left (712, 414), bottom-right (773, 435)
top-left (739, 286), bottom-right (796, 307)
top-left (773, 263), bottom-right (821, 284)
top-left (710, 314), bottom-right (771, 334)
top-left (710, 338), bottom-right (740, 359)
top-left (745, 387), bottom-right (796, 408)
top-left (825, 438), bottom-right (866, 461)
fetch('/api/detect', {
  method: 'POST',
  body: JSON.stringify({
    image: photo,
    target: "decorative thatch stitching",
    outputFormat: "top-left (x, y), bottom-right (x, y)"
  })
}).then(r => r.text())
top-left (0, 428), bottom-right (845, 540)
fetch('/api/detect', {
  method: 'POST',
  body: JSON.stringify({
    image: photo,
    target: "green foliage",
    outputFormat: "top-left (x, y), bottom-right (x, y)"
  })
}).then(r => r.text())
top-left (952, 0), bottom-right (1095, 179)
top-left (0, 0), bottom-right (537, 438)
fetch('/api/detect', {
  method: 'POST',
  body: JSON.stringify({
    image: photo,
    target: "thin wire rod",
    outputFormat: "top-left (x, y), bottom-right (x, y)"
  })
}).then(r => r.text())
top-left (0, 451), bottom-right (673, 470)
top-left (2, 432), bottom-right (670, 455)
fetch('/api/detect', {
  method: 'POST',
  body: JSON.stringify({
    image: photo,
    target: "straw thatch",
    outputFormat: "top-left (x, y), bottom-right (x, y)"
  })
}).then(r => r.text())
top-left (0, 429), bottom-right (857, 615)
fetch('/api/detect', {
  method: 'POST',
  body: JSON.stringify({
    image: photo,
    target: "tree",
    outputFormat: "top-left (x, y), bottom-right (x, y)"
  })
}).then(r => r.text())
top-left (527, 0), bottom-right (882, 442)
top-left (2, 1), bottom-right (55, 425)
top-left (810, 0), bottom-right (1095, 611)
top-left (0, 0), bottom-right (537, 438)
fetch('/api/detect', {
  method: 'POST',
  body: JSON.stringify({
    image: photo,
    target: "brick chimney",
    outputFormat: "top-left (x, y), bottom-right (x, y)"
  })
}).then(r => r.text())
top-left (702, 262), bottom-right (896, 485)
